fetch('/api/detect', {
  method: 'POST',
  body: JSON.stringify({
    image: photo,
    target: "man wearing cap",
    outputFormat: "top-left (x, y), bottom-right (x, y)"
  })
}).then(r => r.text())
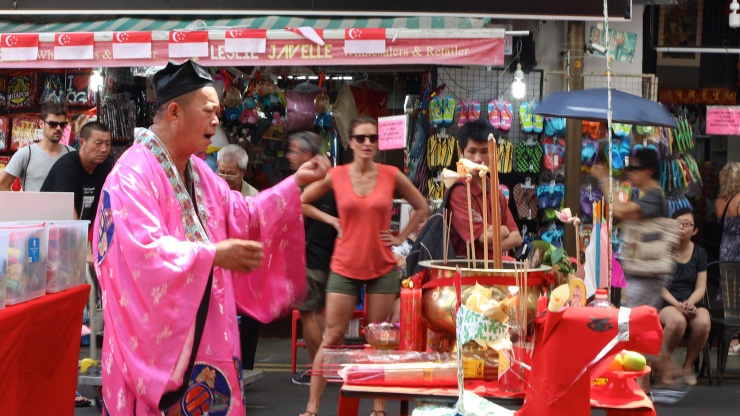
top-left (92, 60), bottom-right (329, 416)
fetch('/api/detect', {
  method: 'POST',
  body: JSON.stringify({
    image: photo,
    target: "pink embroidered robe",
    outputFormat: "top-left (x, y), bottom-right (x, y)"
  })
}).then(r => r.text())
top-left (93, 129), bottom-right (306, 415)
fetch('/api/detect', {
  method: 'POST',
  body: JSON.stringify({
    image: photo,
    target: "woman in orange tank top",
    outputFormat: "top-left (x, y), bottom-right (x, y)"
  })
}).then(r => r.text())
top-left (299, 116), bottom-right (429, 416)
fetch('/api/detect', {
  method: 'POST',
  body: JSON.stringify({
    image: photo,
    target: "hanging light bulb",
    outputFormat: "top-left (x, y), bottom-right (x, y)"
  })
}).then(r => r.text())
top-left (90, 69), bottom-right (104, 91)
top-left (511, 63), bottom-right (526, 100)
top-left (732, 0), bottom-right (740, 28)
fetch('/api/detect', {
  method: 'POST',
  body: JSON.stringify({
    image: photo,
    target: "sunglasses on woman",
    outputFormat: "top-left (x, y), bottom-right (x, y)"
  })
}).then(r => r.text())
top-left (351, 134), bottom-right (379, 144)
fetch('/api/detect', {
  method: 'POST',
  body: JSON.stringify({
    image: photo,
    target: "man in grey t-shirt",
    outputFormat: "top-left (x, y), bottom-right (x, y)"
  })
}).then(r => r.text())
top-left (0, 102), bottom-right (75, 192)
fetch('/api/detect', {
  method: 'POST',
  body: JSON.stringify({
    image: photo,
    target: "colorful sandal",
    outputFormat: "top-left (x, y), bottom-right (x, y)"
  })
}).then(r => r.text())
top-left (468, 99), bottom-right (481, 122)
top-left (443, 96), bottom-right (456, 126)
top-left (456, 100), bottom-right (468, 128)
top-left (498, 138), bottom-right (514, 173)
top-left (531, 102), bottom-right (544, 133)
top-left (520, 101), bottom-right (533, 133)
top-left (500, 100), bottom-right (513, 132)
top-left (488, 99), bottom-right (501, 129)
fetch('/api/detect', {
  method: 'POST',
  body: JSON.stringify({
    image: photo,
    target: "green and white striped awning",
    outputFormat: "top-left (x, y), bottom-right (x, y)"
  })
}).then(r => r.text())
top-left (0, 15), bottom-right (492, 33)
top-left (0, 16), bottom-right (506, 68)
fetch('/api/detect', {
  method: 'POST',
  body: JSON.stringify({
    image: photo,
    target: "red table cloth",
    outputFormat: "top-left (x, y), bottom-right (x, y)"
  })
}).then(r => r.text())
top-left (0, 284), bottom-right (90, 415)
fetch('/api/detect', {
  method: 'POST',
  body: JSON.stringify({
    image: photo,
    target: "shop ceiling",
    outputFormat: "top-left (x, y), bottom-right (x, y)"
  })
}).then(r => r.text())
top-left (1, 1), bottom-right (632, 21)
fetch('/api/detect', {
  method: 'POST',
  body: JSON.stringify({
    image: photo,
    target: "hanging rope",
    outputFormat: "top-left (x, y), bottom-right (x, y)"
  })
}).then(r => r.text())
top-left (603, 0), bottom-right (614, 290)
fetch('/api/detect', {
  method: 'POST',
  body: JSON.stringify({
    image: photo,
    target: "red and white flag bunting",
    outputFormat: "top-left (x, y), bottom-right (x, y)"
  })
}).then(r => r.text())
top-left (224, 29), bottom-right (266, 54)
top-left (54, 32), bottom-right (94, 60)
top-left (285, 27), bottom-right (325, 46)
top-left (0, 33), bottom-right (39, 61)
top-left (169, 31), bottom-right (209, 58)
top-left (112, 32), bottom-right (152, 59)
top-left (344, 28), bottom-right (386, 54)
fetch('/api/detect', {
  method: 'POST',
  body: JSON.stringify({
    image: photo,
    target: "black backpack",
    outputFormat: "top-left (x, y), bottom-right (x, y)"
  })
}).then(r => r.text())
top-left (406, 182), bottom-right (462, 276)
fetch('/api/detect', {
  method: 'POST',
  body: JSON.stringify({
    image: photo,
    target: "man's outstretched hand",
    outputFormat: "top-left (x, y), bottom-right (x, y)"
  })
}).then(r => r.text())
top-left (294, 154), bottom-right (331, 188)
top-left (214, 239), bottom-right (264, 273)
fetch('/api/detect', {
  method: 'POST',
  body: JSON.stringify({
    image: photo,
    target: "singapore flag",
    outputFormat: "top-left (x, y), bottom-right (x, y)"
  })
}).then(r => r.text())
top-left (344, 28), bottom-right (386, 54)
top-left (54, 33), bottom-right (94, 60)
top-left (224, 29), bottom-right (266, 54)
top-left (169, 31), bottom-right (209, 58)
top-left (112, 32), bottom-right (152, 59)
top-left (0, 34), bottom-right (39, 61)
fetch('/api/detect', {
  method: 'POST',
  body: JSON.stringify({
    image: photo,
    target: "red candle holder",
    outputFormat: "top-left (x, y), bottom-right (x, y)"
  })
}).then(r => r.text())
top-left (400, 287), bottom-right (425, 351)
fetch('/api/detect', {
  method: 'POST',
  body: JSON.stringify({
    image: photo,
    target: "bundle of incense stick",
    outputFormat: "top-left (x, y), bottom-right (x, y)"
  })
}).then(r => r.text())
top-left (514, 260), bottom-right (530, 353)
top-left (442, 208), bottom-right (453, 265)
top-left (487, 133), bottom-right (502, 269)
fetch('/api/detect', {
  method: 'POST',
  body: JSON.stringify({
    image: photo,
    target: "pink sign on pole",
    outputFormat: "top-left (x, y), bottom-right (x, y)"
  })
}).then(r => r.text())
top-left (706, 106), bottom-right (740, 135)
top-left (378, 115), bottom-right (408, 150)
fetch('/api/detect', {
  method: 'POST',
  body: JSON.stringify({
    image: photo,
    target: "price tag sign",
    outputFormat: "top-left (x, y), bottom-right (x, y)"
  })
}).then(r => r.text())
top-left (707, 106), bottom-right (740, 135)
top-left (378, 115), bottom-right (408, 150)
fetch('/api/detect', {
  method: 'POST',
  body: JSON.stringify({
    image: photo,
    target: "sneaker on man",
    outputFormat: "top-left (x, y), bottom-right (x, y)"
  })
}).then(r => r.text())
top-left (292, 371), bottom-right (311, 386)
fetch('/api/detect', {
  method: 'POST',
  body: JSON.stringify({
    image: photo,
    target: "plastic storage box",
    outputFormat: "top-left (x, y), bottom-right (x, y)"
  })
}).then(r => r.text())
top-left (1, 222), bottom-right (48, 305)
top-left (46, 220), bottom-right (89, 293)
top-left (0, 230), bottom-right (10, 310)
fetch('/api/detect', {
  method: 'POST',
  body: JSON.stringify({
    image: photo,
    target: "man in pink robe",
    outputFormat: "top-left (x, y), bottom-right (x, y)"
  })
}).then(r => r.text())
top-left (92, 60), bottom-right (329, 416)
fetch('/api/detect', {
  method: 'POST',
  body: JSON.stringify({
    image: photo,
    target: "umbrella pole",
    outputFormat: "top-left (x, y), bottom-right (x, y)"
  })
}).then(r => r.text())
top-left (487, 134), bottom-right (502, 269)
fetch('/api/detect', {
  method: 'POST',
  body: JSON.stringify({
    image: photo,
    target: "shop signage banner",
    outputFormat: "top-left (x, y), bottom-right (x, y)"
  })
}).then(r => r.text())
top-left (2, 0), bottom-right (631, 20)
top-left (706, 106), bottom-right (740, 135)
top-left (588, 26), bottom-right (638, 63)
top-left (378, 115), bottom-right (408, 151)
top-left (0, 36), bottom-right (504, 68)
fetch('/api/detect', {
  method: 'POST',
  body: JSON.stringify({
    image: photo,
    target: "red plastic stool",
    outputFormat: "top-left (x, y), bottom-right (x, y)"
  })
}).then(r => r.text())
top-left (291, 308), bottom-right (366, 374)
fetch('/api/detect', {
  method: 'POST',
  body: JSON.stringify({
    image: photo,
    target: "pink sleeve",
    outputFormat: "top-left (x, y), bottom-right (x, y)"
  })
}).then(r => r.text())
top-left (230, 177), bottom-right (307, 323)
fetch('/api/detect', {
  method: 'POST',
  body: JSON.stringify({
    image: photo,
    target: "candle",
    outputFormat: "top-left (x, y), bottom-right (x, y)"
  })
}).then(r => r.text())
top-left (399, 286), bottom-right (424, 351)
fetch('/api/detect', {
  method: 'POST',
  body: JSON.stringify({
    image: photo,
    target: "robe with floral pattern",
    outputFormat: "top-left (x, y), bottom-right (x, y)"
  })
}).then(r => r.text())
top-left (93, 128), bottom-right (306, 415)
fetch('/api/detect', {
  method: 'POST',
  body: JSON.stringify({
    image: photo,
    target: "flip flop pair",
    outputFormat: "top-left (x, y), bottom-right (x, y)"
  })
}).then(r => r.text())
top-left (515, 138), bottom-right (543, 174)
top-left (611, 122), bottom-right (633, 138)
top-left (542, 137), bottom-right (566, 171)
top-left (580, 185), bottom-right (604, 219)
top-left (513, 180), bottom-right (538, 220)
top-left (497, 138), bottom-right (514, 173)
top-left (457, 100), bottom-right (481, 127)
top-left (633, 138), bottom-right (660, 158)
top-left (582, 121), bottom-right (607, 139)
top-left (544, 117), bottom-right (566, 137)
top-left (607, 137), bottom-right (632, 176)
top-left (581, 138), bottom-right (600, 172)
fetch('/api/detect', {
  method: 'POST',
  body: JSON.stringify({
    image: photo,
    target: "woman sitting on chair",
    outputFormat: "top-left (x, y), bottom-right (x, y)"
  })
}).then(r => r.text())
top-left (658, 208), bottom-right (711, 386)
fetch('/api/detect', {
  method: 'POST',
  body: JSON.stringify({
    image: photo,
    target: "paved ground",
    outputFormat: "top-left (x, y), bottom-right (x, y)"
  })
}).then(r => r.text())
top-left (76, 337), bottom-right (740, 415)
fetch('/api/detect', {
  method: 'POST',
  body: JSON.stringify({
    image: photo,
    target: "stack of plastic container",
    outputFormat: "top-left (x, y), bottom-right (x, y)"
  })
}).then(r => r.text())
top-left (1, 222), bottom-right (49, 305)
top-left (0, 230), bottom-right (10, 310)
top-left (46, 220), bottom-right (90, 293)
